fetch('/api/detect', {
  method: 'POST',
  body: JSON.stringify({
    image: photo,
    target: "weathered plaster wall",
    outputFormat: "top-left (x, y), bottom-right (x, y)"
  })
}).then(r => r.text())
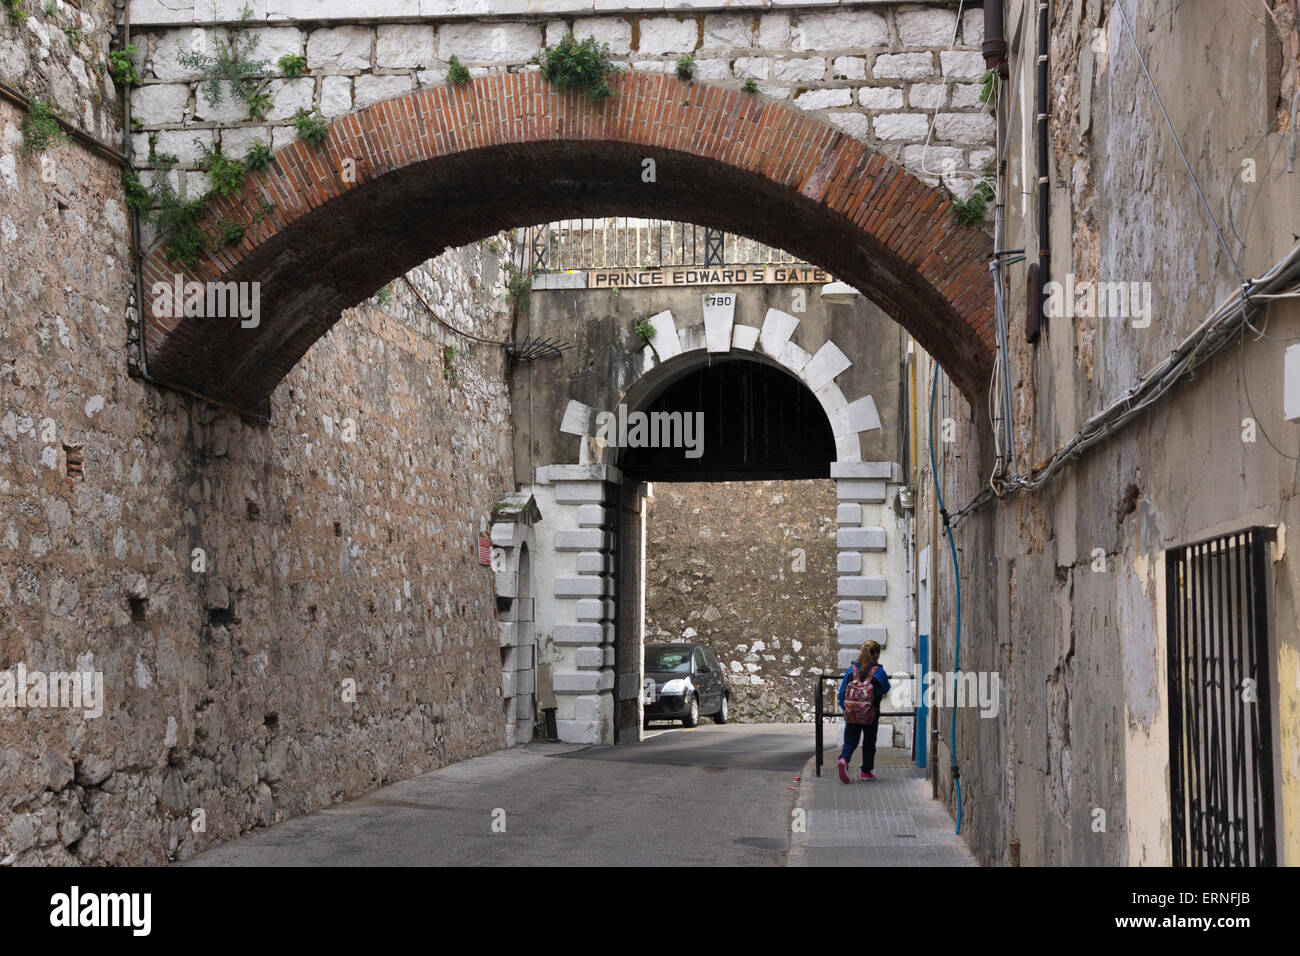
top-left (2, 64), bottom-right (517, 859)
top-left (919, 0), bottom-right (1300, 866)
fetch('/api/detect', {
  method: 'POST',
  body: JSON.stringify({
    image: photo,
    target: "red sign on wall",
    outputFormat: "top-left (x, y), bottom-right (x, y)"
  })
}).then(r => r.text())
top-left (478, 536), bottom-right (492, 566)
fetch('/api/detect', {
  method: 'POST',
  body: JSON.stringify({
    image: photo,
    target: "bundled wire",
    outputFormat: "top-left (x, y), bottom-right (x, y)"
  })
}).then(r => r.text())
top-left (948, 243), bottom-right (1300, 526)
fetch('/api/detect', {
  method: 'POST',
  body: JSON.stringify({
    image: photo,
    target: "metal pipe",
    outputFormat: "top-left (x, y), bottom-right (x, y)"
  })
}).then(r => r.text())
top-left (1036, 1), bottom-right (1051, 325)
top-left (982, 0), bottom-right (1009, 76)
top-left (928, 353), bottom-right (941, 796)
top-left (0, 80), bottom-right (127, 166)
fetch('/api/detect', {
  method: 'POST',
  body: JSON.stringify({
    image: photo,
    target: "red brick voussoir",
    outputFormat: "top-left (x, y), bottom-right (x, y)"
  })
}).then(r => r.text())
top-left (141, 71), bottom-right (994, 415)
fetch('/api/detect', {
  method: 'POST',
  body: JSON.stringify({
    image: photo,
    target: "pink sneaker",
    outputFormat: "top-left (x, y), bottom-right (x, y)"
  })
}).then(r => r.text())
top-left (860, 771), bottom-right (875, 780)
top-left (837, 758), bottom-right (850, 783)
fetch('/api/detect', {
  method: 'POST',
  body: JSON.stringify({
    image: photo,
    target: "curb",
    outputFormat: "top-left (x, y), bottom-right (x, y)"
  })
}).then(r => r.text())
top-left (786, 754), bottom-right (820, 867)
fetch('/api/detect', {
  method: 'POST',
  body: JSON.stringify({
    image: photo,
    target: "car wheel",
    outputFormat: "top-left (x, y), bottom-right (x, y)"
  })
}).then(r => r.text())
top-left (713, 693), bottom-right (728, 724)
top-left (682, 696), bottom-right (699, 728)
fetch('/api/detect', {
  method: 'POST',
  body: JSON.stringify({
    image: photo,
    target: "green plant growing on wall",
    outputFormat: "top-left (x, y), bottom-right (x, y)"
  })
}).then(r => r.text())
top-left (950, 179), bottom-right (994, 225)
top-left (442, 345), bottom-right (460, 386)
top-left (20, 100), bottom-right (65, 155)
top-left (124, 139), bottom-right (277, 270)
top-left (373, 284), bottom-right (392, 307)
top-left (177, 4), bottom-right (270, 121)
top-left (293, 108), bottom-right (328, 146)
top-left (214, 216), bottom-right (245, 249)
top-left (633, 318), bottom-right (655, 343)
top-left (978, 69), bottom-right (997, 105)
top-left (197, 141), bottom-right (246, 198)
top-left (741, 77), bottom-right (759, 94)
top-left (675, 55), bottom-right (695, 81)
top-left (63, 25), bottom-right (82, 45)
top-left (502, 261), bottom-right (533, 311)
top-left (540, 34), bottom-right (616, 103)
top-left (126, 153), bottom-right (208, 268)
top-left (108, 46), bottom-right (142, 85)
top-left (4, 0), bottom-right (28, 25)
top-left (446, 55), bottom-right (471, 86)
top-left (243, 140), bottom-right (272, 172)
top-left (277, 53), bottom-right (309, 79)
top-left (122, 168), bottom-right (150, 212)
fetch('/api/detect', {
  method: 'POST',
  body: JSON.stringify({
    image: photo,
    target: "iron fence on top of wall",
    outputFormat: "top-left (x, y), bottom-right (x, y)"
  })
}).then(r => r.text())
top-left (513, 219), bottom-right (804, 274)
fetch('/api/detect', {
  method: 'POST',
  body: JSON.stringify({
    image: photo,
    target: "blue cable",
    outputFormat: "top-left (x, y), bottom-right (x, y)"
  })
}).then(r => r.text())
top-left (928, 365), bottom-right (963, 835)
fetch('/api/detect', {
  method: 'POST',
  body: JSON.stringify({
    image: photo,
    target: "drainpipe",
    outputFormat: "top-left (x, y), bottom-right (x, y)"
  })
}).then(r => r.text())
top-left (121, 1), bottom-right (149, 385)
top-left (982, 0), bottom-right (1009, 77)
top-left (927, 356), bottom-right (940, 798)
top-left (118, 5), bottom-right (271, 424)
top-left (1035, 1), bottom-right (1051, 331)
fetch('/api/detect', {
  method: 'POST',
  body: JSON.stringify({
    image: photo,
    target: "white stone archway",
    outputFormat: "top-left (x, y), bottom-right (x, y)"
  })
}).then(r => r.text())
top-left (532, 305), bottom-right (903, 745)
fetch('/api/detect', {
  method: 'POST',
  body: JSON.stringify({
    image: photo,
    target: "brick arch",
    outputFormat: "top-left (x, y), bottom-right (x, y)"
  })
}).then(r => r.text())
top-left (141, 71), bottom-right (994, 414)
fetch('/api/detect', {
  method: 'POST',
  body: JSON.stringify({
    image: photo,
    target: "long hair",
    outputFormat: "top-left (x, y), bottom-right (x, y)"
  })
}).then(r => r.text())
top-left (855, 640), bottom-right (881, 675)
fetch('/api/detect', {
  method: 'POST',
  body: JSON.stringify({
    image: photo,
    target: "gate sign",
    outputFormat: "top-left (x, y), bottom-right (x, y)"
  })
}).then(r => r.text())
top-left (702, 291), bottom-right (736, 353)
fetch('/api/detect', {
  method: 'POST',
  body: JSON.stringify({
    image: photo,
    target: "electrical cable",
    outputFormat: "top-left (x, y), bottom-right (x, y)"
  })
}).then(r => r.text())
top-left (399, 273), bottom-right (513, 346)
top-left (945, 242), bottom-right (1300, 525)
top-left (930, 361), bottom-right (961, 832)
top-left (1238, 321), bottom-right (1300, 461)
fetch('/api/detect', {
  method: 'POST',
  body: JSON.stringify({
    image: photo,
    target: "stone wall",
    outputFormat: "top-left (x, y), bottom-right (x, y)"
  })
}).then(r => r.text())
top-left (0, 0), bottom-right (122, 146)
top-left (126, 1), bottom-right (995, 201)
top-left (644, 479), bottom-right (838, 723)
top-left (2, 74), bottom-right (518, 860)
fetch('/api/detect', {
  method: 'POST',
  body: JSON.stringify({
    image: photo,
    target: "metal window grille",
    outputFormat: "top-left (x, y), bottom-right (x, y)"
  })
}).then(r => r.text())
top-left (1165, 527), bottom-right (1277, 867)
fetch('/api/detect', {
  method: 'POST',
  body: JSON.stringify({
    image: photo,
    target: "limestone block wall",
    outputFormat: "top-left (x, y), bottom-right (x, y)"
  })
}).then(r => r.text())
top-left (1, 82), bottom-right (519, 862)
top-left (125, 1), bottom-right (996, 201)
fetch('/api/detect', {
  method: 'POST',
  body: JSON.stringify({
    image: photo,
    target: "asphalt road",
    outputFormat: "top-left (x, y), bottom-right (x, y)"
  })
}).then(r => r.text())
top-left (188, 723), bottom-right (833, 866)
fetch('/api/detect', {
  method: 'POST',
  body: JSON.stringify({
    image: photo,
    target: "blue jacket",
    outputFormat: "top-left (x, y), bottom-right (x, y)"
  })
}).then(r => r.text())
top-left (838, 661), bottom-right (890, 710)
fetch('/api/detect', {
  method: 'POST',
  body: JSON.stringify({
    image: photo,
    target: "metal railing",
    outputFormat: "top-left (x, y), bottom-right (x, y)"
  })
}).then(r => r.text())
top-left (1167, 526), bottom-right (1277, 867)
top-left (513, 219), bottom-right (803, 273)
top-left (813, 671), bottom-right (917, 777)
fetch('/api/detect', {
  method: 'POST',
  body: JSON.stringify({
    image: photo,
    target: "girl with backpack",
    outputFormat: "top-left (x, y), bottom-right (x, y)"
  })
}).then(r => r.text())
top-left (836, 640), bottom-right (891, 783)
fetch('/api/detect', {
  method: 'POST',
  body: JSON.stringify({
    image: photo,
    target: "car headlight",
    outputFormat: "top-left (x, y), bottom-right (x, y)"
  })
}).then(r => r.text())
top-left (660, 678), bottom-right (691, 696)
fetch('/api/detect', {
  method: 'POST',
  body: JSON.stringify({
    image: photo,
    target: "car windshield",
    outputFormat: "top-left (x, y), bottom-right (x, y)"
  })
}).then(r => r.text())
top-left (646, 647), bottom-right (692, 673)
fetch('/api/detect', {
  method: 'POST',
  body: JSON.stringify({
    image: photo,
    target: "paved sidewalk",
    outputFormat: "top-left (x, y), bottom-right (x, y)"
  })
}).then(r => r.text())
top-left (788, 748), bottom-right (977, 866)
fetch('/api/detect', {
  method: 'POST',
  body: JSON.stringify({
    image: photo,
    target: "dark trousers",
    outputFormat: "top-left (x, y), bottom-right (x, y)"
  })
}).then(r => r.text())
top-left (839, 718), bottom-right (879, 772)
